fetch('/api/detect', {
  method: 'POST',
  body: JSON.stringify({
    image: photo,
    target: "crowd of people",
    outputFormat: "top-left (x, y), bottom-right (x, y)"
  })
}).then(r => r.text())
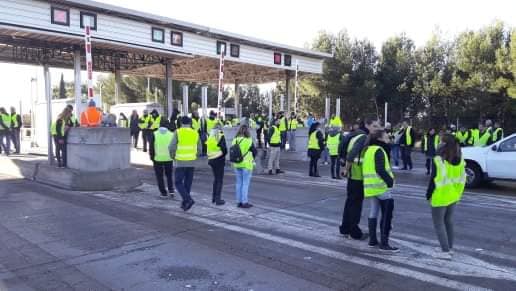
top-left (0, 106), bottom-right (22, 156)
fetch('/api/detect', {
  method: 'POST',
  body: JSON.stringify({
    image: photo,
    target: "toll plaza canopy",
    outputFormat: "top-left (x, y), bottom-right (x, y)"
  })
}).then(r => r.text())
top-left (0, 0), bottom-right (331, 84)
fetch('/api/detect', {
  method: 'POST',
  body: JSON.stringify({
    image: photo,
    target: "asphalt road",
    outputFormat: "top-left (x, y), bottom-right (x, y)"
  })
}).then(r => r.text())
top-left (1, 157), bottom-right (516, 290)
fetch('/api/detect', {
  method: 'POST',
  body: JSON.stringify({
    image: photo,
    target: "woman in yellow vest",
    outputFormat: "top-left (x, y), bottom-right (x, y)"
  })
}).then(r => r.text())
top-left (307, 122), bottom-right (325, 177)
top-left (422, 128), bottom-right (440, 175)
top-left (206, 123), bottom-right (228, 205)
top-left (426, 134), bottom-right (466, 260)
top-left (326, 125), bottom-right (342, 179)
top-left (149, 119), bottom-right (175, 199)
top-left (232, 124), bottom-right (257, 208)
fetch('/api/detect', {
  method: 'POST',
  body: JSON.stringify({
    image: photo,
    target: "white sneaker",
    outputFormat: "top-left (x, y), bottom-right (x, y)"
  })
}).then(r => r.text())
top-left (433, 250), bottom-right (452, 260)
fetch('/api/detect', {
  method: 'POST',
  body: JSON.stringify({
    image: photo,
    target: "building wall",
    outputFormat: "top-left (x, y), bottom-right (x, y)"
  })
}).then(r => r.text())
top-left (0, 0), bottom-right (323, 74)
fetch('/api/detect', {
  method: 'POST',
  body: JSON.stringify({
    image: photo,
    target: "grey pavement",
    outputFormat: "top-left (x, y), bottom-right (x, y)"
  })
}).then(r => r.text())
top-left (1, 155), bottom-right (516, 290)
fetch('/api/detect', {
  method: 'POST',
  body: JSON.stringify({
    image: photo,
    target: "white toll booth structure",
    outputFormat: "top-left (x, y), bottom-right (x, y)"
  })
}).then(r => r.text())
top-left (0, 0), bottom-right (330, 190)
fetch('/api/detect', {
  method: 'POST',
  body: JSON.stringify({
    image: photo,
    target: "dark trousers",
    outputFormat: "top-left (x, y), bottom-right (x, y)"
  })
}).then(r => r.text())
top-left (425, 157), bottom-right (434, 174)
top-left (401, 146), bottom-right (413, 169)
top-left (175, 167), bottom-right (195, 203)
top-left (153, 161), bottom-right (174, 195)
top-left (340, 179), bottom-right (364, 238)
top-left (309, 155), bottom-right (320, 176)
top-left (131, 130), bottom-right (140, 148)
top-left (256, 128), bottom-right (263, 148)
top-left (209, 157), bottom-right (225, 202)
top-left (11, 128), bottom-right (20, 153)
top-left (0, 130), bottom-right (10, 154)
top-left (142, 130), bottom-right (151, 152)
top-left (280, 131), bottom-right (287, 150)
top-left (330, 155), bottom-right (341, 178)
top-left (54, 137), bottom-right (67, 167)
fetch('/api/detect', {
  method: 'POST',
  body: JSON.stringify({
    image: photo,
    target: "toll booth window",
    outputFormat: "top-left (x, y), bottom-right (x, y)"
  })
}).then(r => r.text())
top-left (152, 27), bottom-right (165, 43)
top-left (284, 55), bottom-right (292, 66)
top-left (230, 44), bottom-right (240, 58)
top-left (171, 31), bottom-right (183, 47)
top-left (217, 41), bottom-right (227, 55)
top-left (80, 12), bottom-right (97, 30)
top-left (51, 7), bottom-right (70, 26)
top-left (274, 53), bottom-right (282, 65)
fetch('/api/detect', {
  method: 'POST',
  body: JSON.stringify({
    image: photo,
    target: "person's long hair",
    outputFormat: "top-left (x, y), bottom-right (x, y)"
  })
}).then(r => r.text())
top-left (438, 133), bottom-right (461, 163)
top-left (58, 108), bottom-right (71, 121)
top-left (236, 124), bottom-right (250, 138)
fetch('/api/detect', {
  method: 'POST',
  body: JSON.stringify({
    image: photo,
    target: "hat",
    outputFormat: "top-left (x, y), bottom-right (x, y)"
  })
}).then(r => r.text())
top-left (88, 100), bottom-right (96, 107)
top-left (181, 116), bottom-right (192, 125)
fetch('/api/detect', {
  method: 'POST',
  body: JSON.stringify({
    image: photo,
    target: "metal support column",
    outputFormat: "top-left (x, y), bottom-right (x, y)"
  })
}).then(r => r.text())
top-left (73, 49), bottom-right (81, 117)
top-left (268, 92), bottom-right (273, 122)
top-left (44, 65), bottom-right (54, 164)
top-left (325, 97), bottom-right (330, 122)
top-left (182, 84), bottom-right (189, 115)
top-left (285, 71), bottom-right (291, 113)
top-left (234, 81), bottom-right (240, 118)
top-left (280, 95), bottom-right (285, 112)
top-left (165, 60), bottom-right (173, 118)
top-left (201, 86), bottom-right (208, 118)
top-left (336, 97), bottom-right (341, 119)
top-left (114, 59), bottom-right (121, 105)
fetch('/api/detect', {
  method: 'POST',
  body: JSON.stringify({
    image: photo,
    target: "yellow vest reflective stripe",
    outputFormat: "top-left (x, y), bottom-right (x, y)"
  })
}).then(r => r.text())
top-left (1, 114), bottom-right (11, 129)
top-left (11, 114), bottom-right (19, 128)
top-left (423, 135), bottom-right (440, 152)
top-left (363, 146), bottom-right (393, 197)
top-left (405, 126), bottom-right (413, 146)
top-left (470, 129), bottom-right (480, 145)
top-left (308, 130), bottom-right (320, 150)
top-left (347, 134), bottom-right (366, 180)
top-left (154, 130), bottom-right (173, 162)
top-left (431, 156), bottom-right (466, 207)
top-left (150, 115), bottom-right (161, 130)
top-left (327, 134), bottom-right (340, 155)
top-left (206, 132), bottom-right (223, 159)
top-left (279, 117), bottom-right (287, 131)
top-left (270, 126), bottom-right (281, 144)
top-left (232, 137), bottom-right (254, 170)
top-left (289, 119), bottom-right (298, 130)
top-left (492, 128), bottom-right (503, 142)
top-left (176, 127), bottom-right (199, 161)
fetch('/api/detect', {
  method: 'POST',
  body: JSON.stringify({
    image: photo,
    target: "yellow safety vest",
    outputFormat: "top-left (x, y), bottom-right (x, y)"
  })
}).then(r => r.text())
top-left (492, 128), bottom-right (503, 143)
top-left (289, 119), bottom-right (298, 130)
top-left (0, 113), bottom-right (11, 130)
top-left (50, 119), bottom-right (65, 136)
top-left (327, 134), bottom-right (340, 156)
top-left (423, 134), bottom-right (440, 152)
top-left (150, 115), bottom-right (161, 130)
top-left (470, 129), bottom-right (480, 146)
top-left (405, 126), bottom-right (413, 146)
top-left (455, 131), bottom-right (469, 144)
top-left (347, 134), bottom-right (366, 180)
top-left (270, 126), bottom-right (281, 144)
top-left (232, 136), bottom-right (254, 170)
top-left (362, 145), bottom-right (394, 197)
top-left (175, 127), bottom-right (199, 161)
top-left (330, 117), bottom-right (343, 128)
top-left (431, 156), bottom-right (466, 207)
top-left (11, 114), bottom-right (20, 128)
top-left (139, 115), bottom-right (151, 130)
top-left (279, 117), bottom-right (287, 132)
top-left (192, 118), bottom-right (200, 131)
top-left (206, 131), bottom-right (223, 160)
top-left (308, 130), bottom-right (321, 150)
top-left (153, 130), bottom-right (173, 162)
top-left (206, 118), bottom-right (221, 132)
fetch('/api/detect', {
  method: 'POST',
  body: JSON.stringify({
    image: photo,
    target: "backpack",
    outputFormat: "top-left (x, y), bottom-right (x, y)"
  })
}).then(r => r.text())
top-left (229, 138), bottom-right (248, 163)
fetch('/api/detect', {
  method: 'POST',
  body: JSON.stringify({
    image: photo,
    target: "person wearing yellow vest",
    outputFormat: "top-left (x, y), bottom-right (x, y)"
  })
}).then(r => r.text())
top-left (288, 112), bottom-right (299, 151)
top-left (399, 120), bottom-right (415, 170)
top-left (0, 107), bottom-right (12, 156)
top-left (232, 124), bottom-right (257, 208)
top-left (277, 111), bottom-right (288, 150)
top-left (267, 118), bottom-right (285, 175)
top-left (138, 110), bottom-right (152, 152)
top-left (206, 111), bottom-right (223, 132)
top-left (426, 134), bottom-right (466, 260)
top-left (149, 119), bottom-right (175, 199)
top-left (329, 114), bottom-right (343, 129)
top-left (51, 109), bottom-right (71, 167)
top-left (476, 122), bottom-right (492, 147)
top-left (9, 107), bottom-right (22, 154)
top-left (492, 122), bottom-right (504, 144)
top-left (326, 125), bottom-right (342, 179)
top-left (422, 128), bottom-right (440, 175)
top-left (169, 116), bottom-right (202, 211)
top-left (307, 122), bottom-right (325, 177)
top-left (206, 123), bottom-right (228, 205)
top-left (363, 130), bottom-right (398, 252)
top-left (149, 110), bottom-right (161, 131)
top-left (65, 105), bottom-right (80, 128)
top-left (454, 126), bottom-right (470, 147)
top-left (339, 116), bottom-right (382, 240)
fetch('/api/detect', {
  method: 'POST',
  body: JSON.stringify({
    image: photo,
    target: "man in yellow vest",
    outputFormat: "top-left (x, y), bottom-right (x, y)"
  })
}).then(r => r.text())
top-left (267, 118), bottom-right (284, 175)
top-left (399, 120), bottom-right (414, 170)
top-left (10, 107), bottom-right (22, 154)
top-left (278, 111), bottom-right (288, 150)
top-left (149, 119), bottom-right (174, 199)
top-left (0, 107), bottom-right (12, 155)
top-left (476, 122), bottom-right (491, 147)
top-left (206, 123), bottom-right (227, 205)
top-left (329, 114), bottom-right (343, 129)
top-left (422, 128), bottom-right (440, 175)
top-left (206, 111), bottom-right (223, 132)
top-left (169, 116), bottom-right (202, 211)
top-left (326, 125), bottom-right (342, 179)
top-left (288, 112), bottom-right (299, 151)
top-left (139, 110), bottom-right (152, 152)
top-left (150, 110), bottom-right (161, 131)
top-left (455, 126), bottom-right (470, 147)
top-left (492, 122), bottom-right (504, 144)
top-left (363, 130), bottom-right (398, 252)
top-left (339, 115), bottom-right (382, 240)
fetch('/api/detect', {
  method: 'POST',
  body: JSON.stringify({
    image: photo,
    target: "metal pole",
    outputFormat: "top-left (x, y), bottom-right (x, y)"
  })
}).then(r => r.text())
top-left (285, 72), bottom-right (291, 113)
top-left (217, 43), bottom-right (225, 114)
top-left (384, 102), bottom-right (388, 126)
top-left (182, 84), bottom-right (189, 115)
top-left (44, 65), bottom-right (54, 164)
top-left (201, 86), bottom-right (208, 118)
top-left (325, 97), bottom-right (330, 122)
top-left (30, 77), bottom-right (36, 147)
top-left (165, 60), bottom-right (173, 118)
top-left (234, 81), bottom-right (239, 118)
top-left (268, 92), bottom-right (273, 122)
top-left (114, 67), bottom-right (121, 104)
top-left (73, 49), bottom-right (82, 117)
top-left (336, 97), bottom-right (341, 118)
top-left (294, 60), bottom-right (299, 114)
top-left (280, 95), bottom-right (285, 112)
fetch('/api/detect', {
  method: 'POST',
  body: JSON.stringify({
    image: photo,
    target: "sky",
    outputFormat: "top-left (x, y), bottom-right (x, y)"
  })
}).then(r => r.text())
top-left (1, 0), bottom-right (515, 111)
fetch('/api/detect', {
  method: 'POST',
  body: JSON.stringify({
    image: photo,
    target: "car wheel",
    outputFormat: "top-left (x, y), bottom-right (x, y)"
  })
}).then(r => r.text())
top-left (465, 161), bottom-right (482, 188)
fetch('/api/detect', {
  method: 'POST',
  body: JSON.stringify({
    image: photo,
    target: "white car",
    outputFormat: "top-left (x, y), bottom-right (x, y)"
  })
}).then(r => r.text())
top-left (462, 133), bottom-right (516, 188)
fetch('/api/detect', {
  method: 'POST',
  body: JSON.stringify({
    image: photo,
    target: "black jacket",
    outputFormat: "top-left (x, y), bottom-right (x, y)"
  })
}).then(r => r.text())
top-left (369, 139), bottom-right (393, 188)
top-left (339, 128), bottom-right (369, 163)
top-left (130, 114), bottom-right (140, 133)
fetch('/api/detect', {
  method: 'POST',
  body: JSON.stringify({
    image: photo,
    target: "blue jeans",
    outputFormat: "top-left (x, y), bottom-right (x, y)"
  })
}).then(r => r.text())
top-left (369, 190), bottom-right (393, 219)
top-left (234, 168), bottom-right (252, 203)
top-left (391, 144), bottom-right (400, 166)
top-left (175, 167), bottom-right (194, 203)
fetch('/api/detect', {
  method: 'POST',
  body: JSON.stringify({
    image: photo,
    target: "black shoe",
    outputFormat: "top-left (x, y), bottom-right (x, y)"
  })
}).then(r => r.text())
top-left (215, 199), bottom-right (226, 206)
top-left (400, 167), bottom-right (407, 170)
top-left (336, 176), bottom-right (342, 180)
top-left (276, 169), bottom-right (285, 174)
top-left (181, 200), bottom-right (195, 211)
top-left (237, 203), bottom-right (243, 208)
top-left (332, 176), bottom-right (336, 179)
top-left (268, 170), bottom-right (274, 175)
top-left (240, 203), bottom-right (253, 208)
top-left (379, 244), bottom-right (400, 253)
top-left (313, 174), bottom-right (321, 178)
top-left (351, 233), bottom-right (369, 241)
